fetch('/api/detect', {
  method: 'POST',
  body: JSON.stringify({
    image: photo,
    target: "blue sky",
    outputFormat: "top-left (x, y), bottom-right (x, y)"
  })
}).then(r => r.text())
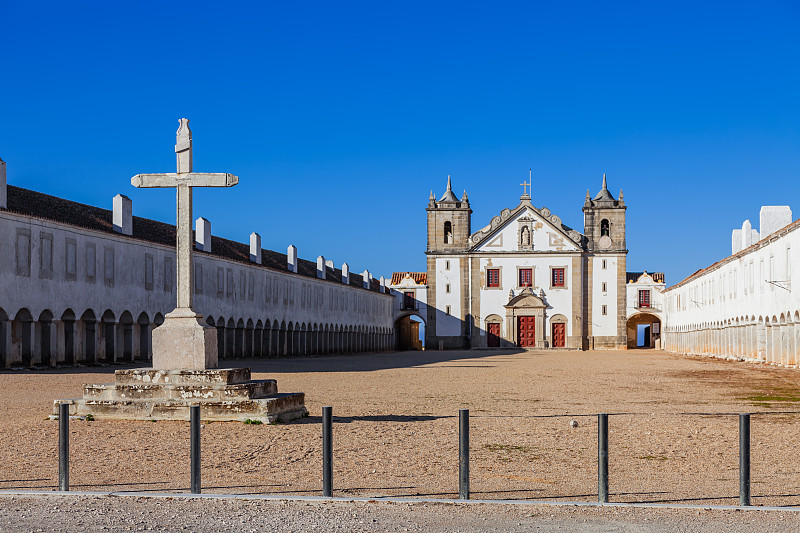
top-left (1, 1), bottom-right (798, 285)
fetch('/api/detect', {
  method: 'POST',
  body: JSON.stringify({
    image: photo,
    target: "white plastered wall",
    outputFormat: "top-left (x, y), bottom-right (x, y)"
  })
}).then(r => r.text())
top-left (591, 256), bottom-right (618, 336)
top-left (435, 257), bottom-right (461, 336)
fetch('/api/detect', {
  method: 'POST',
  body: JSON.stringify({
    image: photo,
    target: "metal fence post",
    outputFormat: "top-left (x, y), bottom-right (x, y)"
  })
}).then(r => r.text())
top-left (58, 402), bottom-right (69, 491)
top-left (459, 409), bottom-right (469, 500)
top-left (323, 406), bottom-right (333, 497)
top-left (598, 413), bottom-right (609, 503)
top-left (739, 413), bottom-right (750, 506)
top-left (190, 405), bottom-right (201, 494)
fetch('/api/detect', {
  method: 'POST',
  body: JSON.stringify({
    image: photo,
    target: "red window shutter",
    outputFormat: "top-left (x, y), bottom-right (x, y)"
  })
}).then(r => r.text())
top-left (519, 269), bottom-right (532, 287)
top-left (552, 268), bottom-right (565, 287)
top-left (487, 269), bottom-right (500, 287)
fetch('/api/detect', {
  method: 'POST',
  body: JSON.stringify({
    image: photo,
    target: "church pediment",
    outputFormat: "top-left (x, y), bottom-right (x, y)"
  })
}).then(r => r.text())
top-left (469, 200), bottom-right (584, 252)
top-left (505, 290), bottom-right (547, 309)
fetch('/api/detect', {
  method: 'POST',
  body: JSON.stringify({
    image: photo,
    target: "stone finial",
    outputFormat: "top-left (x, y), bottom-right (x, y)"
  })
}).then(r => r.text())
top-left (428, 190), bottom-right (435, 207)
top-left (195, 217), bottom-right (211, 252)
top-left (601, 173), bottom-right (608, 190)
top-left (363, 270), bottom-right (371, 289)
top-left (112, 194), bottom-right (133, 236)
top-left (342, 263), bottom-right (350, 285)
top-left (317, 256), bottom-right (326, 279)
top-left (379, 276), bottom-right (386, 293)
top-left (249, 232), bottom-right (262, 264)
top-left (175, 118), bottom-right (192, 174)
top-left (0, 157), bottom-right (6, 209)
top-left (287, 245), bottom-right (298, 273)
top-left (461, 190), bottom-right (469, 203)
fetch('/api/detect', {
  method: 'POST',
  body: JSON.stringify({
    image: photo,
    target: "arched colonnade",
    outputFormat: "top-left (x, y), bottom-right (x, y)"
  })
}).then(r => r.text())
top-left (664, 310), bottom-right (800, 366)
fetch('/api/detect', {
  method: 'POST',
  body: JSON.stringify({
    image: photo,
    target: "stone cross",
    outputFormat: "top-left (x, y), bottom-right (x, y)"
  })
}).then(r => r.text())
top-left (132, 118), bottom-right (238, 313)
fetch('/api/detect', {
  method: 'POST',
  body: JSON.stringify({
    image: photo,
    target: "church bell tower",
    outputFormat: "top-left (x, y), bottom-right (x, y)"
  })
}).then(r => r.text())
top-left (582, 173), bottom-right (626, 252)
top-left (427, 175), bottom-right (472, 252)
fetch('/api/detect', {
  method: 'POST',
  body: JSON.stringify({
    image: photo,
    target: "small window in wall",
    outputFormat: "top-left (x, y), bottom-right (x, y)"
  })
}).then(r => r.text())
top-left (602, 282), bottom-right (607, 293)
top-left (402, 291), bottom-right (415, 310)
top-left (602, 305), bottom-right (607, 316)
top-left (552, 268), bottom-right (565, 287)
top-left (602, 259), bottom-right (607, 270)
top-left (487, 268), bottom-right (500, 288)
top-left (638, 290), bottom-right (651, 308)
top-left (444, 221), bottom-right (453, 244)
top-left (519, 268), bottom-right (532, 287)
top-left (445, 305), bottom-right (451, 316)
top-left (600, 219), bottom-right (610, 237)
top-left (445, 260), bottom-right (450, 270)
top-left (446, 283), bottom-right (451, 293)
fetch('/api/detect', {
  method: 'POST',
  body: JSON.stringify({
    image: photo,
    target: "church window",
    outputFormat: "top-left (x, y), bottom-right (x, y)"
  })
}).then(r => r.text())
top-left (601, 305), bottom-right (607, 316)
top-left (402, 291), bottom-right (415, 310)
top-left (600, 219), bottom-right (610, 237)
top-left (446, 305), bottom-right (451, 316)
top-left (446, 283), bottom-right (451, 293)
top-left (164, 257), bottom-right (173, 292)
top-left (39, 232), bottom-right (53, 277)
top-left (15, 228), bottom-right (31, 277)
top-left (144, 254), bottom-right (154, 290)
top-left (638, 290), bottom-right (651, 308)
top-left (552, 268), bottom-right (565, 287)
top-left (445, 260), bottom-right (450, 270)
top-left (194, 263), bottom-right (203, 294)
top-left (786, 248), bottom-right (791, 283)
top-left (602, 259), bottom-right (607, 270)
top-left (519, 268), bottom-right (533, 287)
top-left (444, 221), bottom-right (453, 244)
top-left (602, 282), bottom-right (607, 293)
top-left (487, 268), bottom-right (500, 288)
top-left (65, 239), bottom-right (77, 281)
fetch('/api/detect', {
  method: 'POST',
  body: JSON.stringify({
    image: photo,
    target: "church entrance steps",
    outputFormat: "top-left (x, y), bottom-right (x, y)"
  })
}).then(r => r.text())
top-left (54, 368), bottom-right (306, 423)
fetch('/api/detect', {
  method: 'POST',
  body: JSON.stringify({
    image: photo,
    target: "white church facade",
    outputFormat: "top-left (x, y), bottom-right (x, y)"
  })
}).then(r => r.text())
top-left (424, 175), bottom-right (629, 350)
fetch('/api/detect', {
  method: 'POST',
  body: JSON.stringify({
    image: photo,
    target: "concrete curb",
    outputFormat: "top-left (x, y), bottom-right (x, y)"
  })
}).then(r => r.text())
top-left (0, 490), bottom-right (798, 512)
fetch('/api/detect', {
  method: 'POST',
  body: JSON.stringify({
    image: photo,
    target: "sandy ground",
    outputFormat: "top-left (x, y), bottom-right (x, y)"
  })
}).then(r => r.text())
top-left (2, 349), bottom-right (800, 507)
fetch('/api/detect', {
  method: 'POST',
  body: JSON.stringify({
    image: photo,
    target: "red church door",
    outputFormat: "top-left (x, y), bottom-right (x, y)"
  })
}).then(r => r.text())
top-left (518, 316), bottom-right (536, 347)
top-left (487, 323), bottom-right (501, 347)
top-left (552, 323), bottom-right (566, 347)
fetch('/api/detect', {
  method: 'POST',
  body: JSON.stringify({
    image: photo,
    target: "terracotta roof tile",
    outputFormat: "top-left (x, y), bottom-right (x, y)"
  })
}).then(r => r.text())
top-left (390, 272), bottom-right (427, 285)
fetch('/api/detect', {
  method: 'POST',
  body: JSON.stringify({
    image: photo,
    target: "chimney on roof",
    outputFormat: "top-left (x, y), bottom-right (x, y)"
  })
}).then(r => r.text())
top-left (0, 157), bottom-right (6, 209)
top-left (760, 206), bottom-right (792, 239)
top-left (325, 259), bottom-right (334, 270)
top-left (112, 194), bottom-right (132, 236)
top-left (342, 263), bottom-right (350, 285)
top-left (249, 232), bottom-right (262, 264)
top-left (317, 256), bottom-right (325, 279)
top-left (379, 276), bottom-right (386, 293)
top-left (195, 217), bottom-right (211, 252)
top-left (287, 245), bottom-right (298, 273)
top-left (363, 270), bottom-right (371, 289)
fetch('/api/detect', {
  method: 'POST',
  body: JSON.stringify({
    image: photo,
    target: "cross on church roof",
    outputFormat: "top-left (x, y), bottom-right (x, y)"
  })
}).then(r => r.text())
top-left (520, 169), bottom-right (532, 197)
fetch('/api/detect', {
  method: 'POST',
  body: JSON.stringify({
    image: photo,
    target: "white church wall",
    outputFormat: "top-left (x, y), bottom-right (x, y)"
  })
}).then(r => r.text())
top-left (591, 256), bottom-right (618, 336)
top-left (435, 257), bottom-right (461, 336)
top-left (478, 255), bottom-right (574, 337)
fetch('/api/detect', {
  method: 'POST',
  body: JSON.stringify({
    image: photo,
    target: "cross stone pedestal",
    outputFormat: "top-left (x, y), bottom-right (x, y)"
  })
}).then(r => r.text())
top-left (152, 309), bottom-right (218, 370)
top-left (54, 119), bottom-right (306, 423)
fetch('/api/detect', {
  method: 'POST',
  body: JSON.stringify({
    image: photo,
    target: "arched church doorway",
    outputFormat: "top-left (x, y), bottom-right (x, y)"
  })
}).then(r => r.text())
top-left (395, 314), bottom-right (425, 351)
top-left (626, 313), bottom-right (661, 349)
